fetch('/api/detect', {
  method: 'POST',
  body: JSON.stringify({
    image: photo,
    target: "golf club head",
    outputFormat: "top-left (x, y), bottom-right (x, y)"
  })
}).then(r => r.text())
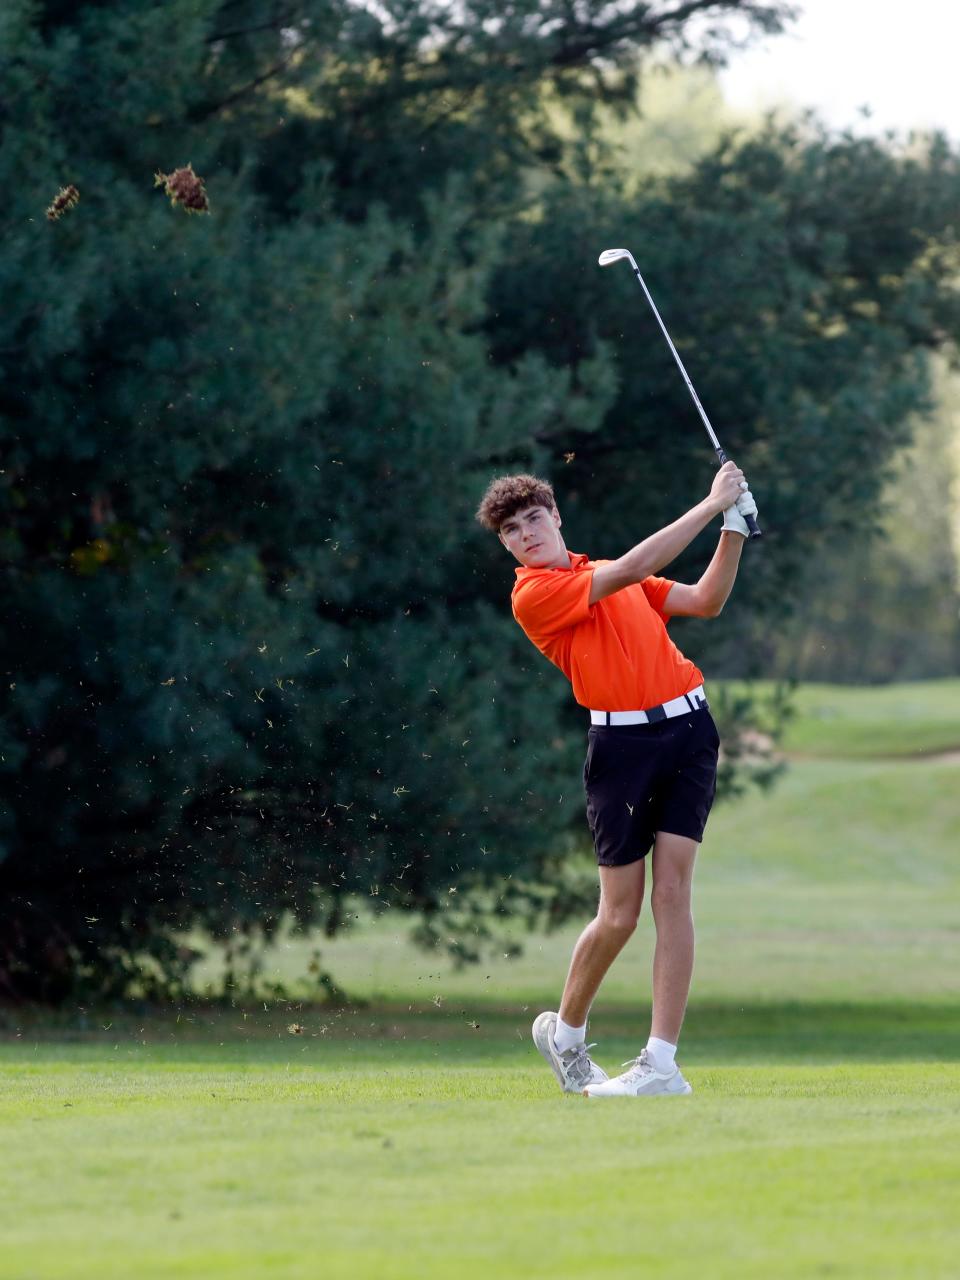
top-left (598, 248), bottom-right (637, 270)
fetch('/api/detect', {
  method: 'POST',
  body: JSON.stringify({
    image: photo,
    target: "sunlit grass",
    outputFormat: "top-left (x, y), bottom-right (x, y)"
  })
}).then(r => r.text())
top-left (738, 677), bottom-right (960, 757)
top-left (1, 1037), bottom-right (958, 1280)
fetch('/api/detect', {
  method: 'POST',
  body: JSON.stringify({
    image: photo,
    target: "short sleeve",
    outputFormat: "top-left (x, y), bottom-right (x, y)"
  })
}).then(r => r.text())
top-left (641, 575), bottom-right (676, 620)
top-left (513, 570), bottom-right (594, 641)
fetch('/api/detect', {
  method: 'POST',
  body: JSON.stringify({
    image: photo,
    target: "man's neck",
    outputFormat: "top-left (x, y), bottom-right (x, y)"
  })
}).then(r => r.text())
top-left (541, 545), bottom-right (571, 569)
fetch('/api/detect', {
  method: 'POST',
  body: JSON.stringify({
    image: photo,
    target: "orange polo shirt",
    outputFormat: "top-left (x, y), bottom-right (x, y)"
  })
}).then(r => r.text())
top-left (511, 552), bottom-right (704, 711)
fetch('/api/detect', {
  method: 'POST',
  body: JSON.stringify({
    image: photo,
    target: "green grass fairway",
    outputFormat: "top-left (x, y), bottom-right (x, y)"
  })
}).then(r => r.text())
top-left (775, 678), bottom-right (960, 757)
top-left (1, 1032), bottom-right (958, 1280)
top-left (2, 684), bottom-right (958, 1279)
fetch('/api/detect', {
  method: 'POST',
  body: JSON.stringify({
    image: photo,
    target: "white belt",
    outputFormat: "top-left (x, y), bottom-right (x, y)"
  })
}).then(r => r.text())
top-left (590, 685), bottom-right (708, 726)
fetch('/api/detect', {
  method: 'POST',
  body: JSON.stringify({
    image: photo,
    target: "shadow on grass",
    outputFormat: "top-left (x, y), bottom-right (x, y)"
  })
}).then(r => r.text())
top-left (1, 999), bottom-right (957, 1065)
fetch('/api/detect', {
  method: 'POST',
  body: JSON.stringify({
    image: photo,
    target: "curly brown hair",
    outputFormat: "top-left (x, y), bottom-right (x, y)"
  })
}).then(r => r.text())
top-left (475, 474), bottom-right (556, 532)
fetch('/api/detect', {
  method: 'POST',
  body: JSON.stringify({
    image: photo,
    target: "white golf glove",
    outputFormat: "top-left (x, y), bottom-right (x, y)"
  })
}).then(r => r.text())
top-left (721, 485), bottom-right (758, 538)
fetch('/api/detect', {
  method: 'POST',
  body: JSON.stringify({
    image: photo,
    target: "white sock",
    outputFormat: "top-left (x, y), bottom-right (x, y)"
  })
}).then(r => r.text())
top-left (646, 1036), bottom-right (677, 1072)
top-left (554, 1016), bottom-right (587, 1053)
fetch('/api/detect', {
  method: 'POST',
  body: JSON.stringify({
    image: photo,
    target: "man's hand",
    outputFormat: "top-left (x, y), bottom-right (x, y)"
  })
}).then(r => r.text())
top-left (722, 487), bottom-right (758, 538)
top-left (708, 460), bottom-right (746, 515)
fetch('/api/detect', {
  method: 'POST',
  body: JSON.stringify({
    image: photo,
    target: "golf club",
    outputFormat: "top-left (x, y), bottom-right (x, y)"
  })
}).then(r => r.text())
top-left (598, 247), bottom-right (761, 538)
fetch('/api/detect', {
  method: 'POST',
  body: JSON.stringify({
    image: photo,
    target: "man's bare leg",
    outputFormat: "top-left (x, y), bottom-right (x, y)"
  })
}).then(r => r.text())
top-left (649, 830), bottom-right (699, 1044)
top-left (581, 831), bottom-right (699, 1097)
top-left (558, 860), bottom-right (646, 1026)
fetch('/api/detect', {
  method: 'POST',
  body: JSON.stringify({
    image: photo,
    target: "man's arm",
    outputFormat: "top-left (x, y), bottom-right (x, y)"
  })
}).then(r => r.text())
top-left (588, 462), bottom-right (745, 606)
top-left (661, 532), bottom-right (744, 618)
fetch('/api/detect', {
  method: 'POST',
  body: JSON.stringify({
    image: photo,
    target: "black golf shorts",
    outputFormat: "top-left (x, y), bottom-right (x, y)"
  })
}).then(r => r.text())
top-left (583, 709), bottom-right (720, 867)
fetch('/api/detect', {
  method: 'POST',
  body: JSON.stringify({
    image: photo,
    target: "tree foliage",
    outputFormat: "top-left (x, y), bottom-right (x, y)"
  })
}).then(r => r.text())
top-left (773, 356), bottom-right (960, 682)
top-left (2, 0), bottom-right (959, 1001)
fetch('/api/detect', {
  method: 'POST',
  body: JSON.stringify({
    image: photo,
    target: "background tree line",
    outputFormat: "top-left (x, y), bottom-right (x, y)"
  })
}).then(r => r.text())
top-left (2, 0), bottom-right (959, 1002)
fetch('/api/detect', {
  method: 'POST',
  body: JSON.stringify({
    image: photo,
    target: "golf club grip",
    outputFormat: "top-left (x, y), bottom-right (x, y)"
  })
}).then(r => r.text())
top-left (715, 448), bottom-right (762, 538)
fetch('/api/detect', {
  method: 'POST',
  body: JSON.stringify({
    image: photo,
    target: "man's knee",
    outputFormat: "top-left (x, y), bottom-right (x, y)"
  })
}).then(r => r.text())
top-left (651, 878), bottom-right (692, 917)
top-left (597, 902), bottom-right (642, 937)
top-left (596, 858), bottom-right (645, 937)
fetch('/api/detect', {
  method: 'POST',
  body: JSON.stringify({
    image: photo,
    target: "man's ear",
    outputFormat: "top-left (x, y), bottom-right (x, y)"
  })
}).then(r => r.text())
top-left (552, 506), bottom-right (562, 528)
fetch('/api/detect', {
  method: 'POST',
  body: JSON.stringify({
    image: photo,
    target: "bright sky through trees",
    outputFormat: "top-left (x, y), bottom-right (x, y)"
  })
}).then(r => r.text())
top-left (719, 0), bottom-right (960, 138)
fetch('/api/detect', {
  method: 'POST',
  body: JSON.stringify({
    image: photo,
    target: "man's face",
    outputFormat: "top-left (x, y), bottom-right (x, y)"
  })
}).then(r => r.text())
top-left (498, 504), bottom-right (566, 568)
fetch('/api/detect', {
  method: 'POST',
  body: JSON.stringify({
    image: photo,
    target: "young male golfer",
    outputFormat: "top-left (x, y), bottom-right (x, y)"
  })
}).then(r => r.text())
top-left (476, 462), bottom-right (757, 1097)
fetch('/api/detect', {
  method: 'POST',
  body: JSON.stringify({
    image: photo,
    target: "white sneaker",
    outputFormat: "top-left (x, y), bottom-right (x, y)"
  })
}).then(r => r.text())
top-left (583, 1047), bottom-right (693, 1098)
top-left (531, 1011), bottom-right (609, 1094)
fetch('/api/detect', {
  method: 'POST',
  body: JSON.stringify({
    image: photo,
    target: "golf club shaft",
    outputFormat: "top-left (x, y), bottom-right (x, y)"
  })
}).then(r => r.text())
top-left (624, 260), bottom-right (762, 539)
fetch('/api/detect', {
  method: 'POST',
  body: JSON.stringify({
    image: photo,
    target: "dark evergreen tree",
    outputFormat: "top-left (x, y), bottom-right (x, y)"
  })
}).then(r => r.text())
top-left (2, 0), bottom-right (959, 1001)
